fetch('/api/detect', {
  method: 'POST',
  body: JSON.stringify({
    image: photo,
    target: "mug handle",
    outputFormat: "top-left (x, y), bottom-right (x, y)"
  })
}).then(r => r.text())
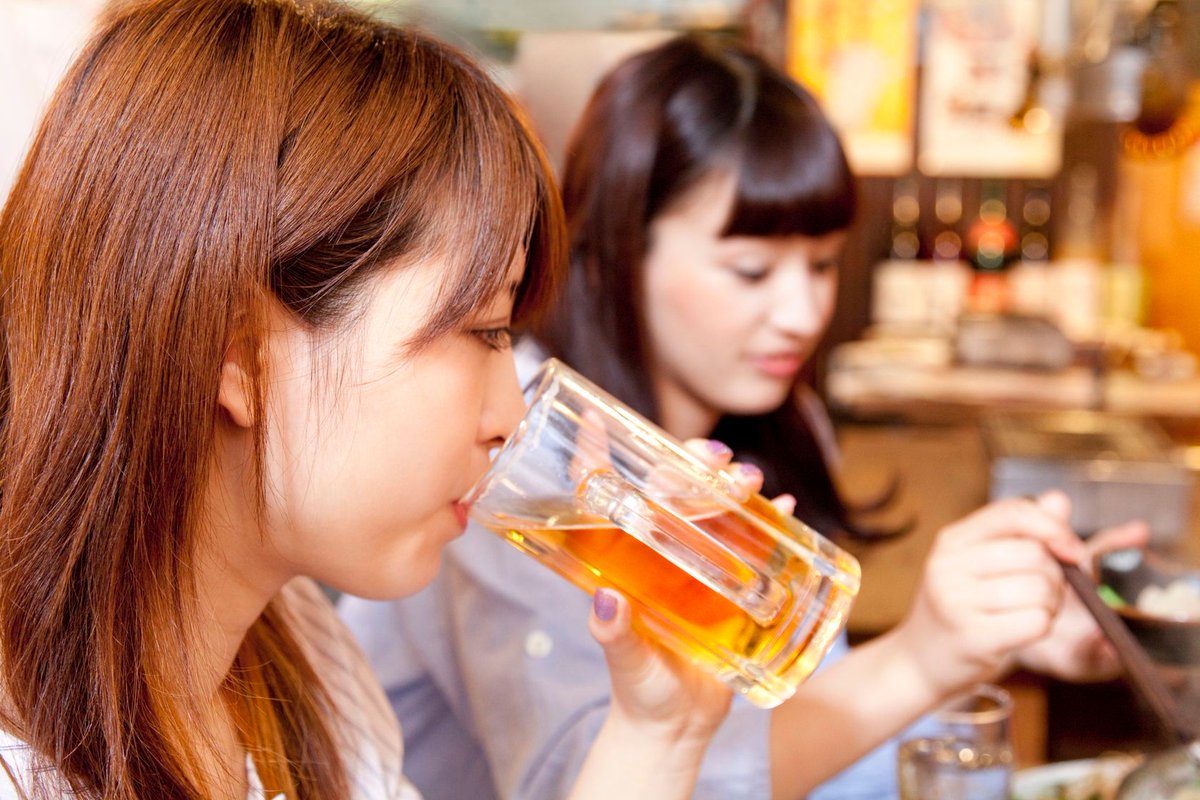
top-left (578, 469), bottom-right (789, 627)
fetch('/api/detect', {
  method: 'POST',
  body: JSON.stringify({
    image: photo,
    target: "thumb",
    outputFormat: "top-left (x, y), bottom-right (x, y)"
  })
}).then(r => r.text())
top-left (1035, 490), bottom-right (1072, 523)
top-left (589, 589), bottom-right (652, 679)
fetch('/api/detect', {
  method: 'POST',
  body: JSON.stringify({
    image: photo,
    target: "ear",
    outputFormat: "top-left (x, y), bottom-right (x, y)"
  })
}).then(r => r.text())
top-left (218, 336), bottom-right (255, 429)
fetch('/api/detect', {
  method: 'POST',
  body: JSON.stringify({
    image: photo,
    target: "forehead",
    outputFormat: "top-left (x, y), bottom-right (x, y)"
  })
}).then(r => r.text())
top-left (655, 170), bottom-right (738, 234)
top-left (369, 244), bottom-right (528, 330)
top-left (719, 229), bottom-right (848, 255)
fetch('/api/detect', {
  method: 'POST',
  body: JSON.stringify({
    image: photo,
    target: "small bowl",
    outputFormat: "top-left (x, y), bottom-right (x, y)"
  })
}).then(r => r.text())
top-left (1097, 549), bottom-right (1200, 666)
top-left (1117, 745), bottom-right (1200, 799)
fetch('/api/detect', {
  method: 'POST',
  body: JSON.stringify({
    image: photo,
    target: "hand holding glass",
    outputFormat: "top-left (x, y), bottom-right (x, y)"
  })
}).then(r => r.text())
top-left (463, 359), bottom-right (861, 708)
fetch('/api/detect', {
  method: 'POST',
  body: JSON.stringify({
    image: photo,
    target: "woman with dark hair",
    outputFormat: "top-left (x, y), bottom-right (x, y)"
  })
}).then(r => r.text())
top-left (0, 5), bottom-right (745, 798)
top-left (341, 35), bottom-right (1145, 799)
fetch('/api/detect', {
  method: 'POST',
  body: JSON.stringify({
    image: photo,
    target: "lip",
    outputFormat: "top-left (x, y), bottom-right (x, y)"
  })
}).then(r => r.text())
top-left (749, 353), bottom-right (805, 379)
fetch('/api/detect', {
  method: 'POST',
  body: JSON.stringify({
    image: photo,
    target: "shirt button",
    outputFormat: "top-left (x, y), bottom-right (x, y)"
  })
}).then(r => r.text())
top-left (524, 629), bottom-right (554, 659)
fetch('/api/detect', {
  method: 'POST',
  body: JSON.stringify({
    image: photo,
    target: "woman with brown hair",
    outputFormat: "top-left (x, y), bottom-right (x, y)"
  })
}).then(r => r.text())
top-left (0, 2), bottom-right (740, 798)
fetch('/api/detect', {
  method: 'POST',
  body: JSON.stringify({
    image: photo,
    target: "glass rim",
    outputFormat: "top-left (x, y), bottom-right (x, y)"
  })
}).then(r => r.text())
top-left (934, 683), bottom-right (1012, 726)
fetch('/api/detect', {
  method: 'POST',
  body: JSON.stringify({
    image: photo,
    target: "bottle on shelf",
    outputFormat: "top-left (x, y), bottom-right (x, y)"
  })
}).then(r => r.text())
top-left (889, 174), bottom-right (922, 260)
top-left (964, 178), bottom-right (1019, 315)
top-left (1114, 0), bottom-right (1198, 353)
top-left (931, 177), bottom-right (964, 262)
top-left (872, 176), bottom-right (926, 332)
top-left (927, 178), bottom-right (970, 333)
top-left (1008, 184), bottom-right (1053, 317)
top-left (1052, 163), bottom-right (1105, 341)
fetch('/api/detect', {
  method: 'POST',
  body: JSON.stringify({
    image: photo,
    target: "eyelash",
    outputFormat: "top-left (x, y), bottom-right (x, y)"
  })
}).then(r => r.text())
top-left (729, 259), bottom-right (839, 283)
top-left (472, 327), bottom-right (513, 351)
top-left (732, 266), bottom-right (770, 283)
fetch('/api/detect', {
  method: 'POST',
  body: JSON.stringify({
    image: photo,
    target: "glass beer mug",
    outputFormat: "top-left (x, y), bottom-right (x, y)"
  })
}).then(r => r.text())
top-left (463, 359), bottom-right (861, 708)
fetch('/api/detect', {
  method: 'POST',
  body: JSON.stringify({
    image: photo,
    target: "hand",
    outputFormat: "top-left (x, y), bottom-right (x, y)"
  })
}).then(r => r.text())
top-left (895, 494), bottom-right (1088, 697)
top-left (681, 438), bottom-right (796, 516)
top-left (589, 588), bottom-right (732, 744)
top-left (1015, 492), bottom-right (1150, 681)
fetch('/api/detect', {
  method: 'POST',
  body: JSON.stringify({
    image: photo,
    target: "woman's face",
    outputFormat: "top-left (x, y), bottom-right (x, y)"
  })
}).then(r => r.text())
top-left (260, 256), bottom-right (526, 599)
top-left (642, 171), bottom-right (843, 423)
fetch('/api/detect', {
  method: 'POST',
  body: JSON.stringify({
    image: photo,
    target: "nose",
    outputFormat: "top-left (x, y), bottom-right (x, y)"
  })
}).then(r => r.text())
top-left (768, 266), bottom-right (827, 338)
top-left (479, 352), bottom-right (527, 449)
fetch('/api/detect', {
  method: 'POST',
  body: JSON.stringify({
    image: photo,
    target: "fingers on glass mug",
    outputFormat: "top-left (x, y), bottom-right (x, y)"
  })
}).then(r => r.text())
top-left (897, 684), bottom-right (1014, 800)
top-left (462, 359), bottom-right (862, 709)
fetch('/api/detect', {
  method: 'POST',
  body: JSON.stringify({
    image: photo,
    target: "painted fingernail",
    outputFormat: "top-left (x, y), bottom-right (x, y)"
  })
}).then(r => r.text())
top-left (593, 588), bottom-right (617, 622)
top-left (706, 440), bottom-right (733, 458)
top-left (736, 463), bottom-right (763, 481)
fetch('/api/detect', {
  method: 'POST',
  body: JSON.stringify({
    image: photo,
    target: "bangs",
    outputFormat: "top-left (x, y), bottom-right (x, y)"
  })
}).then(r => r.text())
top-left (269, 21), bottom-right (563, 345)
top-left (721, 81), bottom-right (856, 239)
top-left (414, 90), bottom-right (563, 346)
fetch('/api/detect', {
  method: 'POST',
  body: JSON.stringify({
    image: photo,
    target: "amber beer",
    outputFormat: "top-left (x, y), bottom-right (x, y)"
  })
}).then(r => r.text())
top-left (478, 477), bottom-right (859, 709)
top-left (465, 359), bottom-right (861, 708)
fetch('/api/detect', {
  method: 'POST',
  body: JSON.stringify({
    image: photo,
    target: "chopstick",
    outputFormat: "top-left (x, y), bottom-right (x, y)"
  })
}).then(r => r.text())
top-left (1059, 561), bottom-right (1198, 745)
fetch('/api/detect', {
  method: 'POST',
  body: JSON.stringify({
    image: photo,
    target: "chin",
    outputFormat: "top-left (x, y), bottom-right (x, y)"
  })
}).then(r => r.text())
top-left (340, 566), bottom-right (441, 601)
top-left (323, 548), bottom-right (446, 602)
top-left (718, 389), bottom-right (792, 417)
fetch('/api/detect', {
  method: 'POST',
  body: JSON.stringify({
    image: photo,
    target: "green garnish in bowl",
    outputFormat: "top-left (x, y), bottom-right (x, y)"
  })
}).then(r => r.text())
top-left (1097, 584), bottom-right (1128, 609)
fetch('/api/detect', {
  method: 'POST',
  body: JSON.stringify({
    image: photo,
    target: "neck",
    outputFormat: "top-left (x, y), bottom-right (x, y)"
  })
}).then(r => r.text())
top-left (653, 371), bottom-right (721, 442)
top-left (189, 424), bottom-right (292, 793)
top-left (193, 515), bottom-right (287, 701)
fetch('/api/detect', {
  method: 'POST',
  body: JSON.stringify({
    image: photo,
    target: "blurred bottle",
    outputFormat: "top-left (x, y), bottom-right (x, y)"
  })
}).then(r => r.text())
top-left (872, 175), bottom-right (928, 332)
top-left (1052, 163), bottom-right (1105, 340)
top-left (965, 179), bottom-right (1018, 315)
top-left (1107, 156), bottom-right (1147, 333)
top-left (928, 178), bottom-right (970, 334)
top-left (931, 177), bottom-right (965, 261)
top-left (1116, 0), bottom-right (1200, 354)
top-left (1008, 184), bottom-right (1053, 317)
top-left (890, 174), bottom-right (922, 260)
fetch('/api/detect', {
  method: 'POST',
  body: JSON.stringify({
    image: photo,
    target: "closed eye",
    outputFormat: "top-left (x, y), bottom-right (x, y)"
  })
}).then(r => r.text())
top-left (729, 265), bottom-right (770, 283)
top-left (812, 257), bottom-right (840, 275)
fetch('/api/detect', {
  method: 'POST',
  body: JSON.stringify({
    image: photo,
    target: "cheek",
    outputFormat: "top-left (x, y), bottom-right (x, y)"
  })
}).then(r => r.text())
top-left (268, 367), bottom-right (483, 541)
top-left (646, 266), bottom-right (752, 357)
top-left (345, 371), bottom-right (485, 513)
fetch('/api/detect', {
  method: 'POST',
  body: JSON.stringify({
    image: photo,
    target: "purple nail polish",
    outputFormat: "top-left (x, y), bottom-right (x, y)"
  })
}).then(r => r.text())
top-left (593, 589), bottom-right (617, 622)
top-left (737, 462), bottom-right (763, 481)
top-left (706, 440), bottom-right (733, 457)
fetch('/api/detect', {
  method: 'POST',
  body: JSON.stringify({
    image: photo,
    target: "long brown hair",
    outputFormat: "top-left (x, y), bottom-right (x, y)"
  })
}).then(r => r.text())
top-left (0, 1), bottom-right (562, 798)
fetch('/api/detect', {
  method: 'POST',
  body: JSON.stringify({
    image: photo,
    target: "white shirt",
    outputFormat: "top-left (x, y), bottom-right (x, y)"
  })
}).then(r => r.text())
top-left (0, 578), bottom-right (420, 799)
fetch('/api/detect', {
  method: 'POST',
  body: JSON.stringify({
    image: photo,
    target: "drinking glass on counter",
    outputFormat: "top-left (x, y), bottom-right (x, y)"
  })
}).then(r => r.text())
top-left (897, 683), bottom-right (1014, 799)
top-left (462, 358), bottom-right (861, 709)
